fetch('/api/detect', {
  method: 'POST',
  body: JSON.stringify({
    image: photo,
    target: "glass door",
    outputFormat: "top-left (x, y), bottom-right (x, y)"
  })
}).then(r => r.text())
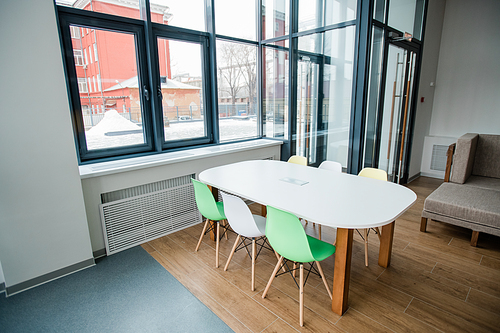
top-left (378, 44), bottom-right (417, 183)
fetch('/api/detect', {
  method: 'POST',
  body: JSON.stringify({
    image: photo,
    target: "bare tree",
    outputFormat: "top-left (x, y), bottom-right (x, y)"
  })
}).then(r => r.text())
top-left (217, 43), bottom-right (243, 116)
top-left (235, 45), bottom-right (257, 115)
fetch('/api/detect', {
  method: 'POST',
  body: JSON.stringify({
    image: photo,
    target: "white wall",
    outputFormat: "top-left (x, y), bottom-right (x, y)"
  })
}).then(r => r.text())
top-left (0, 0), bottom-right (93, 290)
top-left (409, 0), bottom-right (447, 178)
top-left (429, 0), bottom-right (500, 137)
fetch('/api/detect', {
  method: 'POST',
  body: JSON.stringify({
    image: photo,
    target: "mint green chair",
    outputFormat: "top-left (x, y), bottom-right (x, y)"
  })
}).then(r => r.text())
top-left (262, 206), bottom-right (335, 327)
top-left (192, 179), bottom-right (228, 268)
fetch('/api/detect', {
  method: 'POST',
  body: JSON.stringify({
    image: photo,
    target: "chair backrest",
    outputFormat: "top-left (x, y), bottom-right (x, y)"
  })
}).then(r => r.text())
top-left (221, 192), bottom-right (264, 238)
top-left (358, 167), bottom-right (388, 181)
top-left (265, 206), bottom-right (314, 263)
top-left (318, 160), bottom-right (342, 173)
top-left (191, 179), bottom-right (225, 220)
top-left (287, 155), bottom-right (307, 166)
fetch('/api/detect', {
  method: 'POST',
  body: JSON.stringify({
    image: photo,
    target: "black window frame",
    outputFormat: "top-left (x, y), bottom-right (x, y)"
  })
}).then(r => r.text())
top-left (56, 5), bottom-right (215, 164)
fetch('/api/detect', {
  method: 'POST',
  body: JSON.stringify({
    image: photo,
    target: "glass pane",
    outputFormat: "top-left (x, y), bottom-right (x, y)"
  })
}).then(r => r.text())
top-left (263, 44), bottom-right (288, 139)
top-left (296, 58), bottom-right (320, 164)
top-left (215, 0), bottom-right (256, 40)
top-left (373, 0), bottom-right (386, 22)
top-left (388, 0), bottom-right (425, 39)
top-left (69, 25), bottom-right (146, 150)
top-left (262, 0), bottom-right (289, 40)
top-left (158, 39), bottom-right (207, 142)
top-left (216, 40), bottom-right (259, 142)
top-left (321, 27), bottom-right (356, 168)
top-left (299, 0), bottom-right (356, 32)
top-left (363, 26), bottom-right (384, 166)
top-left (150, 1), bottom-right (205, 31)
top-left (56, 0), bottom-right (141, 20)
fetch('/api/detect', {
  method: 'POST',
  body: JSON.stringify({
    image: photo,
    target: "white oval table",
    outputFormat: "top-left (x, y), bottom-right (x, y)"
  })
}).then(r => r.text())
top-left (199, 160), bottom-right (417, 315)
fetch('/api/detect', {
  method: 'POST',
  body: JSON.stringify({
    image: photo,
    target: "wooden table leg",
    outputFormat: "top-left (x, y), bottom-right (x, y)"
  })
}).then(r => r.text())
top-left (208, 185), bottom-right (219, 241)
top-left (331, 228), bottom-right (353, 315)
top-left (261, 204), bottom-right (267, 217)
top-left (378, 221), bottom-right (395, 268)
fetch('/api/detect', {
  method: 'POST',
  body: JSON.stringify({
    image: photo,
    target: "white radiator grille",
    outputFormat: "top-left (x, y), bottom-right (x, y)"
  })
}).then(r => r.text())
top-left (100, 175), bottom-right (201, 255)
top-left (430, 144), bottom-right (448, 171)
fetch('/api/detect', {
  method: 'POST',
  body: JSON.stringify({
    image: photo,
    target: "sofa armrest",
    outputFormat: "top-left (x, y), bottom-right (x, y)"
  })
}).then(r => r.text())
top-left (444, 143), bottom-right (456, 182)
top-left (450, 133), bottom-right (479, 184)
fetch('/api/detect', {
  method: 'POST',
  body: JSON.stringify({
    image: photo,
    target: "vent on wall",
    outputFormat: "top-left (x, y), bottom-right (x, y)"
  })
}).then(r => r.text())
top-left (99, 174), bottom-right (201, 255)
top-left (430, 144), bottom-right (449, 171)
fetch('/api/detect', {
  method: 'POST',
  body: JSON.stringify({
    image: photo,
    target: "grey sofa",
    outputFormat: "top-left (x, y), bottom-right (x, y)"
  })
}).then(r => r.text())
top-left (420, 133), bottom-right (500, 246)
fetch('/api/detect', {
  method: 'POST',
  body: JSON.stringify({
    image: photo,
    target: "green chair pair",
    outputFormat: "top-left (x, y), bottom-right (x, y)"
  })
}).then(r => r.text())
top-left (262, 206), bottom-right (336, 327)
top-left (191, 179), bottom-right (229, 268)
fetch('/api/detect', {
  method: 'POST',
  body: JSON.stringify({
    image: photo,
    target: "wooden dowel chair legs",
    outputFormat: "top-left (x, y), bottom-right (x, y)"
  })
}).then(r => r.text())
top-left (195, 219), bottom-right (210, 252)
top-left (299, 263), bottom-right (304, 327)
top-left (262, 256), bottom-right (283, 299)
top-left (224, 234), bottom-right (241, 271)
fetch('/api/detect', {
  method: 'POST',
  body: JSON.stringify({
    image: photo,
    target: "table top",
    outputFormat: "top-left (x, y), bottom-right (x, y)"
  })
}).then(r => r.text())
top-left (199, 160), bottom-right (417, 229)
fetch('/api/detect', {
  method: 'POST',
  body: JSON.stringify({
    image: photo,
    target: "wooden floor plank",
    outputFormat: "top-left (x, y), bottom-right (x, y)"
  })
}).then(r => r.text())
top-left (336, 307), bottom-right (392, 333)
top-left (466, 288), bottom-right (500, 315)
top-left (405, 298), bottom-right (491, 333)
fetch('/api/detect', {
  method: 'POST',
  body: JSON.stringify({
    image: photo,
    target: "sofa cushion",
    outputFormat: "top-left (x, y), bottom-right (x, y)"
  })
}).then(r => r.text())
top-left (424, 182), bottom-right (500, 229)
top-left (465, 175), bottom-right (500, 191)
top-left (473, 134), bottom-right (500, 179)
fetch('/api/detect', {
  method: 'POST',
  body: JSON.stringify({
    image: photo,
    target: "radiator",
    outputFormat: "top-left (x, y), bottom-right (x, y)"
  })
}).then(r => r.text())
top-left (421, 136), bottom-right (456, 178)
top-left (99, 174), bottom-right (201, 255)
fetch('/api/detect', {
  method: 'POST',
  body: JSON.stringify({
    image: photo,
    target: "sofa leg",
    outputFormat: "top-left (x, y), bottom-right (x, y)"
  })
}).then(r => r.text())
top-left (420, 217), bottom-right (428, 232)
top-left (471, 231), bottom-right (479, 247)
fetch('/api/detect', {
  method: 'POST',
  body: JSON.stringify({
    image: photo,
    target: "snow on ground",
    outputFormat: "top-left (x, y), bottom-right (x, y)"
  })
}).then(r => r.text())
top-left (85, 110), bottom-right (284, 151)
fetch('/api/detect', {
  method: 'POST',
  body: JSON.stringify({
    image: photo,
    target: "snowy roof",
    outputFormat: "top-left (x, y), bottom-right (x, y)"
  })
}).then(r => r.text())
top-left (105, 76), bottom-right (201, 92)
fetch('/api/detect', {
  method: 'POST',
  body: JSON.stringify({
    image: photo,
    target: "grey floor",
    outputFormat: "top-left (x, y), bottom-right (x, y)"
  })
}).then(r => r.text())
top-left (0, 246), bottom-right (233, 333)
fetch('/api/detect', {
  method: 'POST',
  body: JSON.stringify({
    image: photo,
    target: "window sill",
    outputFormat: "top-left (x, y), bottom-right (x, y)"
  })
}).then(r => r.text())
top-left (79, 139), bottom-right (283, 179)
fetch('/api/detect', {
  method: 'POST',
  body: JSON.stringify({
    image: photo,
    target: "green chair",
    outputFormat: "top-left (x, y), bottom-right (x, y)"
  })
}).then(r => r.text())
top-left (192, 179), bottom-right (228, 268)
top-left (262, 206), bottom-right (335, 327)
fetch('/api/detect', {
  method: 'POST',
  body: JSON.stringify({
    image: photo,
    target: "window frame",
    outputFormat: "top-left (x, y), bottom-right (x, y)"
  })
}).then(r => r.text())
top-left (58, 7), bottom-right (155, 162)
top-left (57, 6), bottom-right (216, 163)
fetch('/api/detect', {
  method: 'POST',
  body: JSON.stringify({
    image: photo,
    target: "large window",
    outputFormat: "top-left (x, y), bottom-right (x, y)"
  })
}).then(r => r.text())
top-left (57, 1), bottom-right (212, 162)
top-left (56, 0), bottom-right (428, 176)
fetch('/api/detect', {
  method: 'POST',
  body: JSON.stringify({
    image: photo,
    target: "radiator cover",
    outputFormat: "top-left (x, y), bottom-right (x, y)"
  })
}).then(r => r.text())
top-left (99, 174), bottom-right (201, 255)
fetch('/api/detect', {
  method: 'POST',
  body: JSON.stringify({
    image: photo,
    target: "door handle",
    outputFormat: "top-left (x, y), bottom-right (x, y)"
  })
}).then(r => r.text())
top-left (143, 85), bottom-right (149, 101)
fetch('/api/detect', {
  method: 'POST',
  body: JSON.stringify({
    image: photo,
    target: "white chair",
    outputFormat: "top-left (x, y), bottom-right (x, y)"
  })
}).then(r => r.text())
top-left (307, 161), bottom-right (343, 240)
top-left (318, 160), bottom-right (342, 173)
top-left (221, 192), bottom-right (275, 291)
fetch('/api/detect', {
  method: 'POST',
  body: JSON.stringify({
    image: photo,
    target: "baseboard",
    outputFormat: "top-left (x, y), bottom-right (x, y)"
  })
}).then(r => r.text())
top-left (93, 248), bottom-right (107, 259)
top-left (0, 282), bottom-right (5, 294)
top-left (408, 172), bottom-right (421, 183)
top-left (5, 258), bottom-right (95, 297)
top-left (420, 172), bottom-right (445, 179)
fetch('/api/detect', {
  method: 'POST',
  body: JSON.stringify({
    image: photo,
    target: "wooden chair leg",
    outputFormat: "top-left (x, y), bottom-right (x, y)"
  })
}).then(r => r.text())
top-left (316, 261), bottom-right (332, 299)
top-left (420, 217), bottom-right (428, 232)
top-left (319, 225), bottom-right (322, 240)
top-left (471, 231), bottom-right (479, 247)
top-left (262, 256), bottom-right (283, 299)
top-left (251, 238), bottom-right (256, 291)
top-left (375, 227), bottom-right (381, 241)
top-left (293, 262), bottom-right (297, 278)
top-left (195, 219), bottom-right (210, 252)
top-left (215, 221), bottom-right (220, 268)
top-left (224, 234), bottom-right (241, 271)
top-left (224, 220), bottom-right (229, 240)
top-left (364, 228), bottom-right (369, 267)
top-left (274, 250), bottom-right (286, 273)
top-left (299, 263), bottom-right (304, 327)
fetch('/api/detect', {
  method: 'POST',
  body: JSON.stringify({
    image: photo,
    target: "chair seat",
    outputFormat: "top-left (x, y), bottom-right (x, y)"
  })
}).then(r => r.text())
top-left (306, 235), bottom-right (335, 261)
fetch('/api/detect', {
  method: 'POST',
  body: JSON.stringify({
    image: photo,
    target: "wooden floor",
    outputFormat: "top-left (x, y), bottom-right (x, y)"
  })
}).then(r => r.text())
top-left (142, 176), bottom-right (500, 332)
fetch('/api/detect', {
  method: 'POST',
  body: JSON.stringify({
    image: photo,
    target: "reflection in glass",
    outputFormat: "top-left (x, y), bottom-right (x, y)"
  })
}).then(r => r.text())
top-left (262, 0), bottom-right (288, 40)
top-left (56, 0), bottom-right (142, 20)
top-left (373, 0), bottom-right (386, 22)
top-left (69, 25), bottom-right (146, 151)
top-left (363, 27), bottom-right (385, 166)
top-left (299, 0), bottom-right (356, 32)
top-left (216, 40), bottom-right (258, 142)
top-left (263, 45), bottom-right (288, 139)
top-left (158, 39), bottom-right (207, 142)
top-left (215, 0), bottom-right (256, 40)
